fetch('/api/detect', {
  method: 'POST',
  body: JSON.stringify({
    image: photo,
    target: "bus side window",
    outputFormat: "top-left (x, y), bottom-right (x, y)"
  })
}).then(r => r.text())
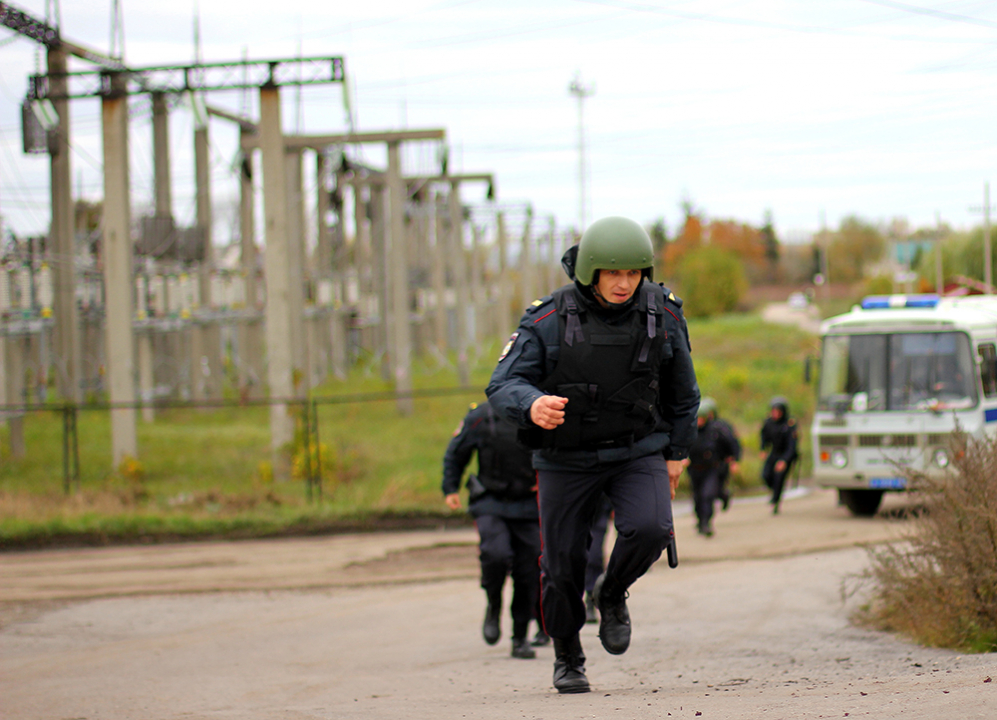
top-left (979, 344), bottom-right (997, 397)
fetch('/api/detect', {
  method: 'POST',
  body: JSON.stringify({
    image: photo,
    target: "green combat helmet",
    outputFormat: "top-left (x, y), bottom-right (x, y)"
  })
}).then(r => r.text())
top-left (574, 216), bottom-right (655, 286)
top-left (697, 397), bottom-right (718, 419)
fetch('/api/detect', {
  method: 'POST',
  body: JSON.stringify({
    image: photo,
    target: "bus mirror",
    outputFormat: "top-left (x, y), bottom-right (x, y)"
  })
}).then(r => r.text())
top-left (804, 356), bottom-right (813, 384)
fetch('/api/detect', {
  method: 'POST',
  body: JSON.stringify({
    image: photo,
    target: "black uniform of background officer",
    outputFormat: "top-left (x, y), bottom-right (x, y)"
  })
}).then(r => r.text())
top-left (442, 400), bottom-right (542, 660)
top-left (686, 397), bottom-right (741, 537)
top-left (486, 216), bottom-right (700, 694)
top-left (759, 396), bottom-right (798, 514)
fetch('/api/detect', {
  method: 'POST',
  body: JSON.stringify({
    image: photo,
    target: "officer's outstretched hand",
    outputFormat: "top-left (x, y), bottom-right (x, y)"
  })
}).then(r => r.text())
top-left (444, 493), bottom-right (462, 510)
top-left (530, 395), bottom-right (568, 430)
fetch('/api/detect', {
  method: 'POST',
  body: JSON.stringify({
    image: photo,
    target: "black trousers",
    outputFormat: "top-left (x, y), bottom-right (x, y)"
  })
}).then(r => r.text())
top-left (475, 514), bottom-right (542, 640)
top-left (689, 467), bottom-right (721, 528)
top-left (536, 454), bottom-right (674, 640)
top-left (762, 457), bottom-right (794, 506)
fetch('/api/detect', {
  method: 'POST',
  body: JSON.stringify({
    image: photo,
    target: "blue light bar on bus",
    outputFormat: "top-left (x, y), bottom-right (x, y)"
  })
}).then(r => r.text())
top-left (861, 294), bottom-right (940, 310)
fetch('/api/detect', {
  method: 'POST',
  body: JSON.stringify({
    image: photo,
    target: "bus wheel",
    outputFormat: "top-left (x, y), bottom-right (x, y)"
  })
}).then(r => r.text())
top-left (838, 489), bottom-right (883, 517)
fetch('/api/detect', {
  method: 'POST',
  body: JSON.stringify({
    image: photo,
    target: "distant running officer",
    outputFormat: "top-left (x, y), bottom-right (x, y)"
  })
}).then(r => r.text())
top-left (686, 396), bottom-right (741, 537)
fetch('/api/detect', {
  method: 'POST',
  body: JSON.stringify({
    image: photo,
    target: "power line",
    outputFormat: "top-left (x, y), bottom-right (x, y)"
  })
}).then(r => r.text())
top-left (857, 0), bottom-right (997, 30)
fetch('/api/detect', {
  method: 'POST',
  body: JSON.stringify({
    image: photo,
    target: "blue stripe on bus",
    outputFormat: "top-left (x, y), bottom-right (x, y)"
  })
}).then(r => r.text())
top-left (986, 408), bottom-right (997, 423)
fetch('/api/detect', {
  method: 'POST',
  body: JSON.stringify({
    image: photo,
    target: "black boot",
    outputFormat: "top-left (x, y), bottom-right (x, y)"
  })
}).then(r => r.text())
top-left (482, 603), bottom-right (501, 645)
top-left (552, 635), bottom-right (589, 694)
top-left (511, 636), bottom-right (536, 659)
top-left (593, 573), bottom-right (631, 655)
top-left (531, 625), bottom-right (551, 647)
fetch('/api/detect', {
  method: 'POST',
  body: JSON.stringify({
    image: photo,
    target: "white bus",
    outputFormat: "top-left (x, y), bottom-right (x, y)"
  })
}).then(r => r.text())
top-left (812, 293), bottom-right (997, 516)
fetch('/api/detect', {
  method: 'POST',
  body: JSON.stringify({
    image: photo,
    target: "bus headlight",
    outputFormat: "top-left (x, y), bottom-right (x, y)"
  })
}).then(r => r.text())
top-left (932, 448), bottom-right (950, 469)
top-left (830, 449), bottom-right (848, 469)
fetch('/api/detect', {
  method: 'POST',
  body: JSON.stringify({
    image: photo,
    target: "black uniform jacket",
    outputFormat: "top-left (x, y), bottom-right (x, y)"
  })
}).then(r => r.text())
top-left (760, 417), bottom-right (799, 467)
top-left (486, 279), bottom-right (700, 471)
top-left (442, 401), bottom-right (539, 520)
top-left (689, 418), bottom-right (741, 475)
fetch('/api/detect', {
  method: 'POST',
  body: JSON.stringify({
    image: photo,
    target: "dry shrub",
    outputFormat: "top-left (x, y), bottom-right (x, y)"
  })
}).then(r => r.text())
top-left (858, 431), bottom-right (997, 652)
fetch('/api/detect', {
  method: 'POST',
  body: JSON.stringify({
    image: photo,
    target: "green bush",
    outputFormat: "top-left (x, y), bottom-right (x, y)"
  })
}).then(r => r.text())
top-left (863, 274), bottom-right (893, 296)
top-left (678, 246), bottom-right (748, 318)
top-left (856, 431), bottom-right (997, 653)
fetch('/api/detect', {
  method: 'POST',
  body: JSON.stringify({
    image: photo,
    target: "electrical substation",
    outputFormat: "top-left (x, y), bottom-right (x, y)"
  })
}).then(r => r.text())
top-left (0, 1), bottom-right (576, 474)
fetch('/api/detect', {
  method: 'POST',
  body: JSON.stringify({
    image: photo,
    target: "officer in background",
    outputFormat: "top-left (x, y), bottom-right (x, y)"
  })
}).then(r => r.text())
top-left (759, 396), bottom-right (799, 514)
top-left (686, 397), bottom-right (741, 537)
top-left (487, 216), bottom-right (700, 694)
top-left (442, 399), bottom-right (542, 660)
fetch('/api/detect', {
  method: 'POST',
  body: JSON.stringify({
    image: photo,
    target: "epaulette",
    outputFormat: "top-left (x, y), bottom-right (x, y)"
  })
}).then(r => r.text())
top-left (525, 295), bottom-right (554, 316)
top-left (660, 284), bottom-right (684, 308)
top-left (469, 402), bottom-right (478, 410)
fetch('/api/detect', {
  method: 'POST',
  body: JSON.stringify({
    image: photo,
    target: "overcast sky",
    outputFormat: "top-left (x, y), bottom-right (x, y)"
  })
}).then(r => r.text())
top-left (3, 0), bottom-right (997, 245)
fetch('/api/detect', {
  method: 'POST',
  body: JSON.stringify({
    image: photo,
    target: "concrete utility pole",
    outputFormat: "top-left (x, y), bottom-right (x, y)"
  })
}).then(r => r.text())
top-left (101, 72), bottom-right (137, 465)
top-left (431, 192), bottom-right (448, 355)
top-left (259, 84), bottom-right (295, 469)
top-left (47, 44), bottom-right (80, 404)
top-left (496, 211), bottom-right (512, 334)
top-left (969, 182), bottom-right (994, 293)
top-left (144, 90), bottom-right (173, 422)
top-left (935, 211), bottom-right (944, 296)
top-left (238, 138), bottom-right (263, 397)
top-left (985, 183), bottom-right (992, 294)
top-left (818, 210), bottom-right (830, 303)
top-left (449, 180), bottom-right (470, 387)
top-left (152, 93), bottom-right (172, 217)
top-left (193, 111), bottom-right (220, 400)
top-left (284, 149), bottom-right (307, 395)
top-left (520, 208), bottom-right (535, 310)
top-left (387, 141), bottom-right (414, 413)
top-left (568, 74), bottom-right (594, 232)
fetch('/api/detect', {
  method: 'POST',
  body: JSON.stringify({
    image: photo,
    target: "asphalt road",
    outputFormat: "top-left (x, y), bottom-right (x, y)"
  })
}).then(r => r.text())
top-left (1, 487), bottom-right (994, 719)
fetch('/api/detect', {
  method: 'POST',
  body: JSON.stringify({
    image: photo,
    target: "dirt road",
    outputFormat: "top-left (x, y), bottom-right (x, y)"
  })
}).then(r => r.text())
top-left (1, 488), bottom-right (994, 719)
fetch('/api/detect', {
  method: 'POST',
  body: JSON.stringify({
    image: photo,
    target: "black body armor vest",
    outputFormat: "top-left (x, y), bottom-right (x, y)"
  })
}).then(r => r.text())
top-left (537, 282), bottom-right (672, 450)
top-left (477, 405), bottom-right (536, 499)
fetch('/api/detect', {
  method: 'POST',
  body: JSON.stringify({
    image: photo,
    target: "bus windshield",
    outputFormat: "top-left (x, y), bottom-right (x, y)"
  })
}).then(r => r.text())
top-left (819, 331), bottom-right (977, 412)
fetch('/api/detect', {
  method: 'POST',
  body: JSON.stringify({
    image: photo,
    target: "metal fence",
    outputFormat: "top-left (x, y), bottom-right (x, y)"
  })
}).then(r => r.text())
top-left (0, 385), bottom-right (482, 503)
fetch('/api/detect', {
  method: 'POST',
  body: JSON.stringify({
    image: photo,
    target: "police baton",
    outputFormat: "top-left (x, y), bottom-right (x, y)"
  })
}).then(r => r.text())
top-left (666, 532), bottom-right (679, 569)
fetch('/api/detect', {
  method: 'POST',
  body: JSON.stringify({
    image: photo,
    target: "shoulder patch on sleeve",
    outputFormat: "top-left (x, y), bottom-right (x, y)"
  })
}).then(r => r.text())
top-left (452, 420), bottom-right (464, 437)
top-left (498, 331), bottom-right (520, 362)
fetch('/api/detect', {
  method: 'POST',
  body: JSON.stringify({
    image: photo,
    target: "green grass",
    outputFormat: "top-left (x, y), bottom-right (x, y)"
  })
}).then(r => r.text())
top-left (685, 313), bottom-right (817, 492)
top-left (0, 315), bottom-right (818, 547)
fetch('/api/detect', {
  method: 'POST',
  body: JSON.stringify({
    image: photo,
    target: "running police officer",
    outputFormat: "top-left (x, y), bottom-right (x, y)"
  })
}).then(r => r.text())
top-left (442, 399), bottom-right (542, 660)
top-left (486, 216), bottom-right (700, 694)
top-left (759, 396), bottom-right (798, 514)
top-left (686, 397), bottom-right (741, 537)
